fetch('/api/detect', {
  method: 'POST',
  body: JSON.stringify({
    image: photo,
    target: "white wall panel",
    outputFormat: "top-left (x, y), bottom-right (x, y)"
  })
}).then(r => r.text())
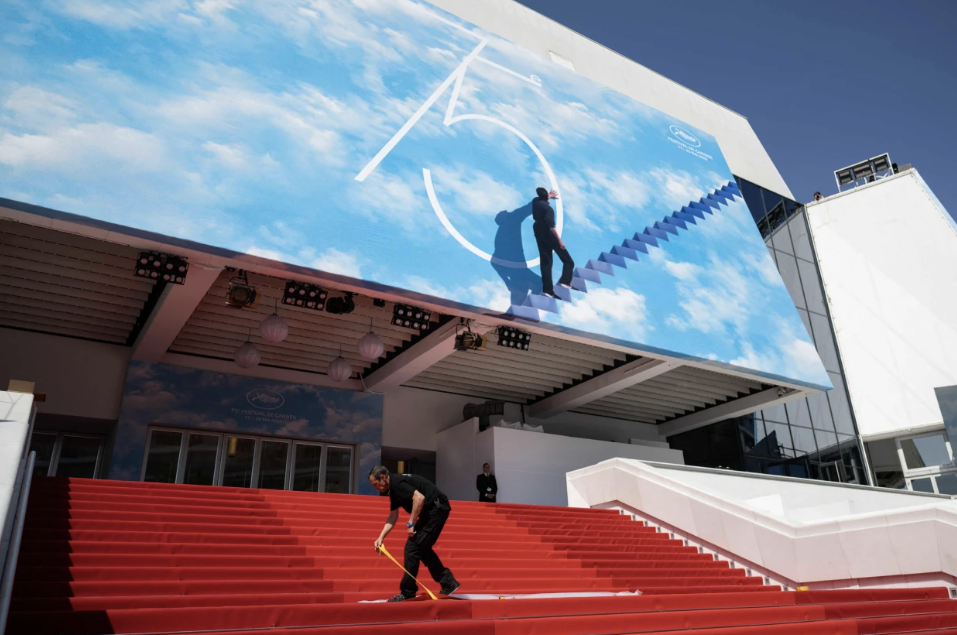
top-left (427, 0), bottom-right (792, 197)
top-left (806, 171), bottom-right (957, 438)
top-left (0, 327), bottom-right (131, 420)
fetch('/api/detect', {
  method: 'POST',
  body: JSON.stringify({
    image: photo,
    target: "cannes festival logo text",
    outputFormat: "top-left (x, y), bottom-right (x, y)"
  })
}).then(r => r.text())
top-left (247, 389), bottom-right (284, 410)
top-left (669, 125), bottom-right (701, 148)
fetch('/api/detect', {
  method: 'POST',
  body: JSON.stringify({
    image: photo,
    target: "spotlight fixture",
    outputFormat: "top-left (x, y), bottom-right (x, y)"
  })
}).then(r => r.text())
top-left (225, 271), bottom-right (258, 309)
top-left (497, 325), bottom-right (531, 351)
top-left (283, 280), bottom-right (327, 311)
top-left (834, 153), bottom-right (893, 191)
top-left (373, 298), bottom-right (387, 308)
top-left (325, 292), bottom-right (356, 315)
top-left (391, 303), bottom-right (432, 330)
top-left (454, 324), bottom-right (486, 352)
top-left (134, 252), bottom-right (188, 285)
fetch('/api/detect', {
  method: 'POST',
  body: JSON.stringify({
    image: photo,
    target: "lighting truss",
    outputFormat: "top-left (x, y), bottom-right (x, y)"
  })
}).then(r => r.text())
top-left (283, 281), bottom-right (327, 310)
top-left (392, 304), bottom-right (431, 330)
top-left (497, 325), bottom-right (531, 351)
top-left (134, 252), bottom-right (189, 285)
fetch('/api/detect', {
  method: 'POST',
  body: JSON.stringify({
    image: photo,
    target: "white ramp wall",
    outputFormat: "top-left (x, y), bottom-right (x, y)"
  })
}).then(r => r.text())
top-left (569, 459), bottom-right (957, 590)
top-left (806, 171), bottom-right (957, 439)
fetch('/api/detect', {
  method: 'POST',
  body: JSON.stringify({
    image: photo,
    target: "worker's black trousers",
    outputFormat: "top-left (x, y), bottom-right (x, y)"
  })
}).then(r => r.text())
top-left (401, 501), bottom-right (455, 596)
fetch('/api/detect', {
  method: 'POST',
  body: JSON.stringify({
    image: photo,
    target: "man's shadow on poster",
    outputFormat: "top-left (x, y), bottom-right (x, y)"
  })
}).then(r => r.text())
top-left (491, 203), bottom-right (542, 305)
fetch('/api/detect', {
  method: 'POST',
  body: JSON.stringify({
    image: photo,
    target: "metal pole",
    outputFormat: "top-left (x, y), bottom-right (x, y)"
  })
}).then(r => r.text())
top-left (0, 451), bottom-right (35, 635)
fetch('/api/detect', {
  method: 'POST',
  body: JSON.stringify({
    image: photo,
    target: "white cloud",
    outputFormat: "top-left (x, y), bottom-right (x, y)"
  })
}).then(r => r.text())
top-left (245, 246), bottom-right (289, 262)
top-left (559, 287), bottom-right (650, 341)
top-left (51, 0), bottom-right (189, 29)
top-left (3, 87), bottom-right (77, 130)
top-left (0, 123), bottom-right (167, 172)
top-left (311, 248), bottom-right (363, 278)
top-left (584, 168), bottom-right (652, 210)
top-left (430, 165), bottom-right (524, 216)
top-left (466, 278), bottom-right (511, 312)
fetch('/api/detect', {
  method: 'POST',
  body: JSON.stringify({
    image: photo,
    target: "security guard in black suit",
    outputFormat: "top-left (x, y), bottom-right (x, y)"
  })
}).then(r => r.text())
top-left (476, 462), bottom-right (497, 502)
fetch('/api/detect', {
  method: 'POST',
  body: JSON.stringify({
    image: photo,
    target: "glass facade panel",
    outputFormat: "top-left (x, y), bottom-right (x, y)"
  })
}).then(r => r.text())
top-left (789, 211), bottom-right (815, 261)
top-left (763, 421), bottom-right (794, 457)
top-left (739, 178), bottom-right (768, 226)
top-left (785, 397), bottom-right (812, 428)
top-left (814, 428), bottom-right (840, 457)
top-left (911, 477), bottom-right (935, 493)
top-left (798, 258), bottom-right (827, 314)
top-left (182, 433), bottom-right (219, 486)
top-left (324, 446), bottom-right (353, 494)
top-left (143, 430), bottom-right (183, 483)
top-left (790, 425), bottom-right (818, 455)
top-left (764, 191), bottom-right (786, 232)
top-left (56, 436), bottom-right (100, 478)
top-left (775, 252), bottom-right (806, 310)
top-left (292, 443), bottom-right (323, 492)
top-left (900, 435), bottom-right (951, 469)
top-left (796, 309), bottom-right (814, 343)
top-left (221, 436), bottom-right (256, 488)
top-left (29, 432), bottom-right (57, 477)
top-left (258, 441), bottom-right (289, 490)
top-left (762, 403), bottom-right (788, 424)
top-left (827, 372), bottom-right (856, 435)
top-left (808, 390), bottom-right (835, 431)
top-left (936, 474), bottom-right (957, 495)
top-left (810, 312), bottom-right (841, 373)
top-left (771, 220), bottom-right (794, 255)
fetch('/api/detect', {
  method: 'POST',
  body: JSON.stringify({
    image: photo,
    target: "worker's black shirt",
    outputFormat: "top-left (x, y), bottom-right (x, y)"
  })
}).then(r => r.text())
top-left (388, 474), bottom-right (449, 514)
top-left (532, 196), bottom-right (555, 237)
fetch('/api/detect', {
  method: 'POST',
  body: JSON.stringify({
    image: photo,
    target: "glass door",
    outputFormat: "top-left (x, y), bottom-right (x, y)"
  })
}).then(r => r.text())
top-left (896, 432), bottom-right (956, 494)
top-left (291, 442), bottom-right (324, 492)
top-left (257, 440), bottom-right (291, 490)
top-left (28, 431), bottom-right (104, 478)
top-left (180, 432), bottom-right (221, 485)
top-left (324, 445), bottom-right (353, 494)
top-left (220, 435), bottom-right (257, 488)
top-left (140, 425), bottom-right (354, 493)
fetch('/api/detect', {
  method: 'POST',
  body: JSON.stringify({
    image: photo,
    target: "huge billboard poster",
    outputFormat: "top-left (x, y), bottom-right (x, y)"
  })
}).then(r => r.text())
top-left (0, 0), bottom-right (829, 389)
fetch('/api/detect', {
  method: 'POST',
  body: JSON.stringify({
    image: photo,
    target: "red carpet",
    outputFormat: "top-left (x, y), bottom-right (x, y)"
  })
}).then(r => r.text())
top-left (9, 477), bottom-right (956, 634)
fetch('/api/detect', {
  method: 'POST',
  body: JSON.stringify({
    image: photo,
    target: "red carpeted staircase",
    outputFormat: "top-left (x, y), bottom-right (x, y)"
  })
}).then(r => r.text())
top-left (9, 477), bottom-right (957, 634)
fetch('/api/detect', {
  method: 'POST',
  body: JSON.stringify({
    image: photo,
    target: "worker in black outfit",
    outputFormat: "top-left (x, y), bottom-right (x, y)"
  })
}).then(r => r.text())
top-left (369, 466), bottom-right (459, 601)
top-left (476, 462), bottom-right (497, 502)
top-left (532, 187), bottom-right (574, 299)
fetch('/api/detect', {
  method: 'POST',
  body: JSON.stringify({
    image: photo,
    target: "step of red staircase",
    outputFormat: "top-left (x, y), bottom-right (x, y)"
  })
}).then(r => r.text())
top-left (8, 477), bottom-right (956, 635)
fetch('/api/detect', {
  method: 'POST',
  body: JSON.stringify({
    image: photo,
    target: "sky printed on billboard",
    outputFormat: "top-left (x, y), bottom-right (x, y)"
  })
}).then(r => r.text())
top-left (0, 0), bottom-right (829, 388)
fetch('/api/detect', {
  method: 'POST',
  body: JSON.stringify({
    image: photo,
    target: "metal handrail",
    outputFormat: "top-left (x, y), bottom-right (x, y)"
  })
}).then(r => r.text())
top-left (0, 451), bottom-right (35, 635)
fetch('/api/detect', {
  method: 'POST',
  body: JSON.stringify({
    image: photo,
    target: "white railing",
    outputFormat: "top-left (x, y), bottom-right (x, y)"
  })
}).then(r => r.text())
top-left (0, 451), bottom-right (35, 635)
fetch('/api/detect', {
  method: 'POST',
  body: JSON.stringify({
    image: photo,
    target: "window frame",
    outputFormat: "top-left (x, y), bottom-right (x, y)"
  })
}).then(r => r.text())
top-left (32, 431), bottom-right (105, 479)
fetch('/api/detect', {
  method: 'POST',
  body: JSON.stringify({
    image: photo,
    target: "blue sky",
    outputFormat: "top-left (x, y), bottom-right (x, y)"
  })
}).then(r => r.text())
top-left (516, 0), bottom-right (957, 219)
top-left (0, 0), bottom-right (829, 388)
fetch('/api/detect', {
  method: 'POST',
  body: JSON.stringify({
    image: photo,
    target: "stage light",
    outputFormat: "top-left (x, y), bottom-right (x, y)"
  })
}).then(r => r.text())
top-left (497, 326), bottom-right (531, 351)
top-left (454, 327), bottom-right (486, 352)
top-left (872, 154), bottom-right (891, 173)
top-left (835, 168), bottom-right (854, 186)
top-left (134, 251), bottom-right (188, 284)
top-left (283, 281), bottom-right (327, 311)
top-left (225, 272), bottom-right (258, 309)
top-left (852, 161), bottom-right (874, 181)
top-left (392, 303), bottom-right (432, 330)
top-left (325, 292), bottom-right (356, 315)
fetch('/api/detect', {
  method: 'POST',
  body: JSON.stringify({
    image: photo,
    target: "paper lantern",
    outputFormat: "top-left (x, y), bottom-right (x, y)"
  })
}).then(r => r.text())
top-left (328, 356), bottom-right (352, 382)
top-left (234, 342), bottom-right (261, 368)
top-left (259, 313), bottom-right (289, 343)
top-left (357, 331), bottom-right (384, 360)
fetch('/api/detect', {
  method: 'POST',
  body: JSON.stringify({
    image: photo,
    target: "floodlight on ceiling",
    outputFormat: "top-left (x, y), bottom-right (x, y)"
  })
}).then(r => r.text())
top-left (497, 325), bottom-right (531, 351)
top-left (225, 271), bottom-right (258, 309)
top-left (391, 303), bottom-right (431, 331)
top-left (134, 252), bottom-right (188, 284)
top-left (283, 281), bottom-right (327, 311)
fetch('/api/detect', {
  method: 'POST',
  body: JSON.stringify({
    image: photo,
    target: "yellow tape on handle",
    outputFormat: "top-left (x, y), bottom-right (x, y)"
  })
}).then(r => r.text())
top-left (377, 544), bottom-right (438, 600)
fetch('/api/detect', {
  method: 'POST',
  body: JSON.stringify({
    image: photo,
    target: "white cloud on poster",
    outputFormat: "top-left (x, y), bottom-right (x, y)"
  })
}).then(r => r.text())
top-left (311, 248), bottom-right (363, 278)
top-left (559, 287), bottom-right (650, 342)
top-left (0, 123), bottom-right (167, 171)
